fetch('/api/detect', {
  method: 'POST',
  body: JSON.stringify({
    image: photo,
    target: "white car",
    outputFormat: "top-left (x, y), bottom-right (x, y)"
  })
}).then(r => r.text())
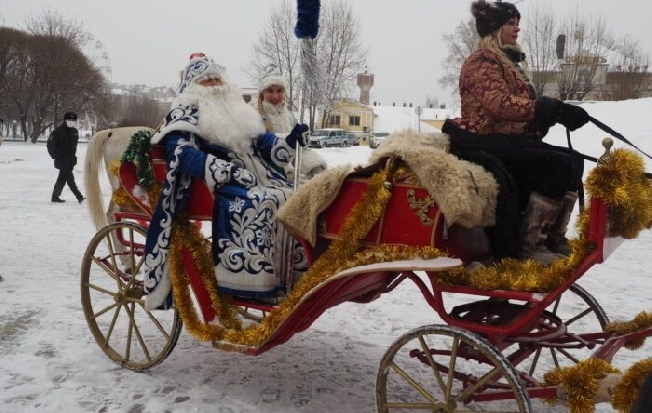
top-left (369, 132), bottom-right (390, 149)
top-left (308, 128), bottom-right (357, 148)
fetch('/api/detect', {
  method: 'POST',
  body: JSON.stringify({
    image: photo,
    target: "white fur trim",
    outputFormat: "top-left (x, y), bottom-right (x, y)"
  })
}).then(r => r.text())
top-left (152, 77), bottom-right (265, 147)
top-left (258, 74), bottom-right (287, 92)
top-left (144, 264), bottom-right (171, 310)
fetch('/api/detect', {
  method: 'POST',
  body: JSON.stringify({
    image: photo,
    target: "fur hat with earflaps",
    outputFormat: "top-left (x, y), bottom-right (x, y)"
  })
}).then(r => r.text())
top-left (258, 65), bottom-right (287, 93)
top-left (471, 0), bottom-right (521, 38)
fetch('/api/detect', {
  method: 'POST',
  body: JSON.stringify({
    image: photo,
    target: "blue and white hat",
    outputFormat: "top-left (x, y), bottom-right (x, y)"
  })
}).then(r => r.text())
top-left (177, 53), bottom-right (226, 94)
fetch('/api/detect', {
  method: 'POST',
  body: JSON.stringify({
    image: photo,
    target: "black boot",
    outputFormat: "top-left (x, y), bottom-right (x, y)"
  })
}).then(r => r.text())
top-left (51, 196), bottom-right (66, 203)
top-left (77, 196), bottom-right (86, 204)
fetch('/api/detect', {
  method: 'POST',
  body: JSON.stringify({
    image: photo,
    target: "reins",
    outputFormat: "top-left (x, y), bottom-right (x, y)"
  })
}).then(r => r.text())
top-left (566, 117), bottom-right (652, 179)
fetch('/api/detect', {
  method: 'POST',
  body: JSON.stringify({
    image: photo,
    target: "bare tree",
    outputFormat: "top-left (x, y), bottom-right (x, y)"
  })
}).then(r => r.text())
top-left (521, 3), bottom-right (558, 95)
top-left (313, 0), bottom-right (368, 128)
top-left (244, 0), bottom-right (302, 112)
top-left (0, 27), bottom-right (30, 137)
top-left (425, 95), bottom-right (440, 109)
top-left (557, 14), bottom-right (614, 100)
top-left (247, 0), bottom-right (368, 129)
top-left (602, 36), bottom-right (650, 100)
top-left (438, 19), bottom-right (477, 98)
top-left (25, 10), bottom-right (110, 140)
top-left (437, 3), bottom-right (652, 104)
top-left (0, 11), bottom-right (112, 141)
top-left (113, 95), bottom-right (166, 128)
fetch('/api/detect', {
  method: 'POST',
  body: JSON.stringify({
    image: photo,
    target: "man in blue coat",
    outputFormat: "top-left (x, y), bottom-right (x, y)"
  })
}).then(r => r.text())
top-left (141, 54), bottom-right (309, 311)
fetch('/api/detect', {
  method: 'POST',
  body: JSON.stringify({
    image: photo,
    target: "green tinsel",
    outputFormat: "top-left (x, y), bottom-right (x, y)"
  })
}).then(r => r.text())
top-left (120, 130), bottom-right (155, 187)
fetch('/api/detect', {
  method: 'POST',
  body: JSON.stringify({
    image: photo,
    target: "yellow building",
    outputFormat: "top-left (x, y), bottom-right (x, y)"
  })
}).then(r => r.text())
top-left (322, 99), bottom-right (374, 138)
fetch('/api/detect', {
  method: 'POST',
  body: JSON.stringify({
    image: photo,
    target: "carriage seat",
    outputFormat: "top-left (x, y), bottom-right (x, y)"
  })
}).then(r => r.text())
top-left (278, 141), bottom-right (495, 265)
top-left (118, 145), bottom-right (214, 220)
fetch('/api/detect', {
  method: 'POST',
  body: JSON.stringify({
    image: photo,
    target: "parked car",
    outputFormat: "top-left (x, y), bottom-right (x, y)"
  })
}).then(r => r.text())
top-left (369, 132), bottom-right (391, 149)
top-left (308, 128), bottom-right (357, 148)
top-left (347, 132), bottom-right (361, 146)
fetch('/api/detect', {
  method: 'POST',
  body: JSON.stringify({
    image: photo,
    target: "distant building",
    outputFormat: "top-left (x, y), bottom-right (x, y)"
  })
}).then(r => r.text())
top-left (241, 87), bottom-right (258, 104)
top-left (322, 99), bottom-right (374, 135)
top-left (318, 71), bottom-right (453, 139)
top-left (357, 71), bottom-right (375, 105)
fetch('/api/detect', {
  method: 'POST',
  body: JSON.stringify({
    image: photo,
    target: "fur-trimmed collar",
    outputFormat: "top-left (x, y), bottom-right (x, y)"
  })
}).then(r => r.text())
top-left (152, 80), bottom-right (265, 152)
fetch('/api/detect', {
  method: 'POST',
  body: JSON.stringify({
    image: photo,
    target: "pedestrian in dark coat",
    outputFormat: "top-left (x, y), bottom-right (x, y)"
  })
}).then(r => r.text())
top-left (49, 111), bottom-right (85, 203)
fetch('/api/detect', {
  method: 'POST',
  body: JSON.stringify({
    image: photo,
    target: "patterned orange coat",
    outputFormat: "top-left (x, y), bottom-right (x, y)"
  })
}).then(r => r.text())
top-left (451, 48), bottom-right (536, 135)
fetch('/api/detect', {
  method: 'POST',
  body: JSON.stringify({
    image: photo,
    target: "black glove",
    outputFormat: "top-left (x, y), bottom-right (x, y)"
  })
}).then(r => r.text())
top-left (286, 123), bottom-right (310, 148)
top-left (533, 96), bottom-right (563, 129)
top-left (559, 103), bottom-right (590, 131)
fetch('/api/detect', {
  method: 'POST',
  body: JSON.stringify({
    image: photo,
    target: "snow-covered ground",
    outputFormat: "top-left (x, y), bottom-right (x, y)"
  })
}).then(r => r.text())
top-left (1, 99), bottom-right (652, 412)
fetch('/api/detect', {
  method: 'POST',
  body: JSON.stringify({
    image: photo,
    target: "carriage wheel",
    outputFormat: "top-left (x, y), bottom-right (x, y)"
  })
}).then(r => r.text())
top-left (80, 222), bottom-right (182, 371)
top-left (377, 324), bottom-right (531, 412)
top-left (516, 283), bottom-right (609, 380)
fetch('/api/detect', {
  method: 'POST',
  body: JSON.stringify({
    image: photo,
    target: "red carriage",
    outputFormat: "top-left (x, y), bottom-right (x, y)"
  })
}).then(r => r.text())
top-left (80, 136), bottom-right (652, 412)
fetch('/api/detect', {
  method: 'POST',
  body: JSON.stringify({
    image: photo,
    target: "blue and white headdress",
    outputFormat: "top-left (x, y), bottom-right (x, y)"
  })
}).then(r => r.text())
top-left (177, 54), bottom-right (226, 94)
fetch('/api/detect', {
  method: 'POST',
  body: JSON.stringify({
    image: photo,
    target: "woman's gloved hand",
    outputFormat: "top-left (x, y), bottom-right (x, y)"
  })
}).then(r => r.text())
top-left (559, 103), bottom-right (590, 131)
top-left (533, 96), bottom-right (563, 129)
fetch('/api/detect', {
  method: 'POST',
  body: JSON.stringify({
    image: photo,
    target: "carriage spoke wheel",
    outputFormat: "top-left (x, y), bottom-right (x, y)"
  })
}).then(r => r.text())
top-left (517, 283), bottom-right (609, 380)
top-left (377, 325), bottom-right (531, 412)
top-left (80, 222), bottom-right (182, 371)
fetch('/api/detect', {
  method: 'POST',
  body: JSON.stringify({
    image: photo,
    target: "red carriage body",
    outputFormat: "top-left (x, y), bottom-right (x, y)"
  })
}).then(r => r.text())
top-left (80, 142), bottom-right (651, 411)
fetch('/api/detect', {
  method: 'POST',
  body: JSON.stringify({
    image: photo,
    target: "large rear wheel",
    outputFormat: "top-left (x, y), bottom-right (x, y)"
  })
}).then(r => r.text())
top-left (377, 324), bottom-right (531, 412)
top-left (80, 222), bottom-right (182, 371)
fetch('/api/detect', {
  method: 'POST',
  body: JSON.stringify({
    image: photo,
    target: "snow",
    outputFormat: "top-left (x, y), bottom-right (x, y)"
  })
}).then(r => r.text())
top-left (1, 98), bottom-right (652, 412)
top-left (369, 105), bottom-right (445, 133)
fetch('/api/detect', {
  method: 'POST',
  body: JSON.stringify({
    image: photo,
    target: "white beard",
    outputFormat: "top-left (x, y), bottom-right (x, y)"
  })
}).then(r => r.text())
top-left (184, 81), bottom-right (265, 153)
top-left (260, 100), bottom-right (294, 133)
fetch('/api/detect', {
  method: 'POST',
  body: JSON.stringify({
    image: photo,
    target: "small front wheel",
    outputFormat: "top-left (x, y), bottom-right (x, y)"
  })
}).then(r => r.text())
top-left (377, 324), bottom-right (531, 412)
top-left (80, 222), bottom-right (182, 371)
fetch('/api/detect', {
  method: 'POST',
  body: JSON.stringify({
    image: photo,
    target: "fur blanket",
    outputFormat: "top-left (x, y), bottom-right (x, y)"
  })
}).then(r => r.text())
top-left (277, 131), bottom-right (498, 246)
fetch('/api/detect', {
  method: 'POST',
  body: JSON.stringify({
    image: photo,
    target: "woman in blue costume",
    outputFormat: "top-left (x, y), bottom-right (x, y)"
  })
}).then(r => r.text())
top-left (141, 54), bottom-right (309, 310)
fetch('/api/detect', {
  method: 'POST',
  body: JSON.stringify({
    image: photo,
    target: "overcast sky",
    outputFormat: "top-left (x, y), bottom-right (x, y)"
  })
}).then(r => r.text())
top-left (1, 0), bottom-right (650, 107)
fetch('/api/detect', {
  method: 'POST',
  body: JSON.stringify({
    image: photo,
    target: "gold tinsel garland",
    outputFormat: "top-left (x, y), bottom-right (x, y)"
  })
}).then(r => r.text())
top-left (543, 358), bottom-right (652, 413)
top-left (583, 148), bottom-right (652, 238)
top-left (169, 217), bottom-right (243, 341)
top-left (543, 358), bottom-right (620, 413)
top-left (167, 168), bottom-right (448, 347)
top-left (109, 159), bottom-right (163, 213)
top-left (158, 148), bottom-right (652, 347)
top-left (112, 148), bottom-right (652, 403)
top-left (611, 358), bottom-right (652, 412)
top-left (605, 311), bottom-right (652, 350)
top-left (539, 148), bottom-right (652, 412)
top-left (433, 147), bottom-right (652, 293)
